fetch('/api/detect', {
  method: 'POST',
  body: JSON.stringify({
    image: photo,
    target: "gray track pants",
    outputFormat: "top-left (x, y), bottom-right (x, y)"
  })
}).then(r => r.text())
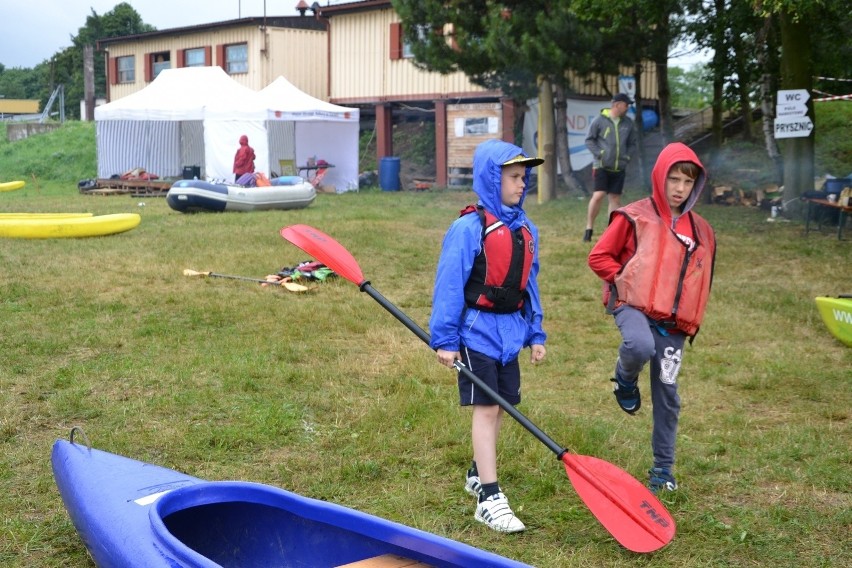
top-left (613, 305), bottom-right (686, 470)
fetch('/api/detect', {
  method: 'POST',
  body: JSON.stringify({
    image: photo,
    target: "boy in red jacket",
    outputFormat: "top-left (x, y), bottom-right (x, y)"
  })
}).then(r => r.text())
top-left (588, 142), bottom-right (716, 493)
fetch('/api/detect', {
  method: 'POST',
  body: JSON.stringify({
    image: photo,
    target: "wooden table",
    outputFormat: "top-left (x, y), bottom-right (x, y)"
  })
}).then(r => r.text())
top-left (297, 164), bottom-right (335, 183)
top-left (803, 197), bottom-right (852, 239)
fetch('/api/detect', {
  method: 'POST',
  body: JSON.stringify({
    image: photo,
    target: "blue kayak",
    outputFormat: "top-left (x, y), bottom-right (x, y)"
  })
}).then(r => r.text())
top-left (52, 437), bottom-right (531, 568)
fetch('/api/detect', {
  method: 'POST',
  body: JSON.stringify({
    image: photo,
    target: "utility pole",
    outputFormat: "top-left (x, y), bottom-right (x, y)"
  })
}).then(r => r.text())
top-left (84, 45), bottom-right (95, 121)
top-left (537, 77), bottom-right (556, 203)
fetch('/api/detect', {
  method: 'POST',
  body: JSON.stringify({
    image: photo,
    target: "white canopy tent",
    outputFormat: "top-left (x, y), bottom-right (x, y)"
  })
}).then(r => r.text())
top-left (94, 67), bottom-right (257, 180)
top-left (205, 76), bottom-right (360, 192)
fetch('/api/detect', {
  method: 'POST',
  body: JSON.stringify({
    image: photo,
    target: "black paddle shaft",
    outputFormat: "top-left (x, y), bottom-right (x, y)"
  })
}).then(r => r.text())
top-left (207, 273), bottom-right (275, 285)
top-left (206, 272), bottom-right (297, 287)
top-left (359, 281), bottom-right (568, 459)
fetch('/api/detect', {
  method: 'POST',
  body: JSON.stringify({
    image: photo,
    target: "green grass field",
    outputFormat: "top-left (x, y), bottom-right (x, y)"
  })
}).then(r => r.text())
top-left (0, 121), bottom-right (850, 567)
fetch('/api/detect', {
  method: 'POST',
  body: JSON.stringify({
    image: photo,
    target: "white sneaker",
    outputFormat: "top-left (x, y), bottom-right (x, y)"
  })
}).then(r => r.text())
top-left (474, 492), bottom-right (525, 533)
top-left (464, 474), bottom-right (482, 498)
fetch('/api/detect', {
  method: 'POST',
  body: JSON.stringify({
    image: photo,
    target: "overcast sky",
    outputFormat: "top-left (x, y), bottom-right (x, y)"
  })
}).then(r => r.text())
top-left (2, 1), bottom-right (342, 69)
top-left (3, 1), bottom-right (708, 70)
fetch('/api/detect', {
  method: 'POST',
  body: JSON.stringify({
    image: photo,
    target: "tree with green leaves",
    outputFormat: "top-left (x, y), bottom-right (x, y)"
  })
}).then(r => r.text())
top-left (754, 0), bottom-right (848, 207)
top-left (574, 0), bottom-right (686, 144)
top-left (55, 3), bottom-right (155, 120)
top-left (392, 0), bottom-right (598, 199)
top-left (669, 65), bottom-right (713, 109)
top-left (4, 3), bottom-right (154, 120)
top-left (684, 0), bottom-right (848, 203)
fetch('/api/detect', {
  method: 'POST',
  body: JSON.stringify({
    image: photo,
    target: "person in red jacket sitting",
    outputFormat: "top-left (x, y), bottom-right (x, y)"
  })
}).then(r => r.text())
top-left (588, 142), bottom-right (716, 495)
top-left (232, 135), bottom-right (256, 183)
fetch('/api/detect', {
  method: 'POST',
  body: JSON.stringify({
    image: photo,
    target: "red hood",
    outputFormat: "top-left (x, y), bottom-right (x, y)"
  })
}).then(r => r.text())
top-left (651, 143), bottom-right (706, 227)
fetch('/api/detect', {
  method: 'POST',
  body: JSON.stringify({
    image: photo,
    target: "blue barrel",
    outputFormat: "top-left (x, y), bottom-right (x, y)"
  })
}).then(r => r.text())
top-left (641, 108), bottom-right (659, 131)
top-left (379, 157), bottom-right (401, 191)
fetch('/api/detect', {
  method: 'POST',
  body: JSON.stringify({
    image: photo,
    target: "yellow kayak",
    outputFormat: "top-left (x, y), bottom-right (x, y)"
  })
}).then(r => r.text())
top-left (0, 213), bottom-right (141, 238)
top-left (0, 213), bottom-right (93, 219)
top-left (815, 296), bottom-right (852, 347)
top-left (0, 180), bottom-right (26, 192)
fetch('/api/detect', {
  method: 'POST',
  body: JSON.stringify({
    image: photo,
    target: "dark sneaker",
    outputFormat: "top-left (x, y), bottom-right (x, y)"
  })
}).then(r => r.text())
top-left (648, 467), bottom-right (678, 494)
top-left (611, 377), bottom-right (641, 414)
top-left (464, 473), bottom-right (482, 498)
top-left (583, 228), bottom-right (593, 242)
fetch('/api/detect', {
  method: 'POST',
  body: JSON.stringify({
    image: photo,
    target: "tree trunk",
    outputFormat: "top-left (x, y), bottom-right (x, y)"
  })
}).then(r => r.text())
top-left (634, 63), bottom-right (649, 193)
top-left (83, 46), bottom-right (96, 122)
top-left (756, 16), bottom-right (783, 184)
top-left (731, 34), bottom-right (752, 142)
top-left (710, 0), bottom-right (726, 150)
top-left (536, 76), bottom-right (557, 204)
top-left (656, 61), bottom-right (673, 143)
top-left (655, 20), bottom-right (673, 144)
top-left (779, 10), bottom-right (814, 214)
top-left (553, 83), bottom-right (587, 196)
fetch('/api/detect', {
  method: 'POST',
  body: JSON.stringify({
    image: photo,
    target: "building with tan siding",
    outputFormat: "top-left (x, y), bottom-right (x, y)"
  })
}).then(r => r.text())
top-left (313, 0), bottom-right (658, 186)
top-left (94, 2), bottom-right (658, 187)
top-left (97, 16), bottom-right (327, 101)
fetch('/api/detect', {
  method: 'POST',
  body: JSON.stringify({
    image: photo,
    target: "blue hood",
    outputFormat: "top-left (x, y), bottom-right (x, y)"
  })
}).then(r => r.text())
top-left (472, 139), bottom-right (535, 231)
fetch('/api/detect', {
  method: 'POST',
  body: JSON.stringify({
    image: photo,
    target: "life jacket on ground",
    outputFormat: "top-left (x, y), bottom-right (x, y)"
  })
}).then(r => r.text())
top-left (611, 198), bottom-right (715, 336)
top-left (461, 205), bottom-right (534, 314)
top-left (254, 172), bottom-right (271, 186)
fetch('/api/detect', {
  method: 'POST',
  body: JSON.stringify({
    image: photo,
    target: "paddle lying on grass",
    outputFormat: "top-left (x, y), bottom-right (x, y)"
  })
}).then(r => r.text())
top-left (183, 269), bottom-right (309, 292)
top-left (279, 224), bottom-right (676, 553)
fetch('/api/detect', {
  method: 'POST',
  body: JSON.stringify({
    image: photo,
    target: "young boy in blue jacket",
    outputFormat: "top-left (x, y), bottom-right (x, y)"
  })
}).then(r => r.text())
top-left (429, 139), bottom-right (547, 533)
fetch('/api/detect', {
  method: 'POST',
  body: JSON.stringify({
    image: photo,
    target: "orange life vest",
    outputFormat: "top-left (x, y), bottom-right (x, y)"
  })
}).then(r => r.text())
top-left (612, 199), bottom-right (715, 336)
top-left (461, 205), bottom-right (534, 314)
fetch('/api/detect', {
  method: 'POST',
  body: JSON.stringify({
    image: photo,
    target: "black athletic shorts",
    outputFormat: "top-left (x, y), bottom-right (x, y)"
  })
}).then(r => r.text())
top-left (458, 346), bottom-right (521, 406)
top-left (592, 168), bottom-right (627, 195)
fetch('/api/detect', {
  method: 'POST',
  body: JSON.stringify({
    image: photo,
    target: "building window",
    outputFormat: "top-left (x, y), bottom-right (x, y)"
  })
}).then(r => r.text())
top-left (117, 56), bottom-right (135, 83)
top-left (185, 48), bottom-right (206, 67)
top-left (225, 44), bottom-right (248, 74)
top-left (151, 52), bottom-right (171, 79)
top-left (402, 25), bottom-right (428, 59)
top-left (392, 23), bottom-right (430, 60)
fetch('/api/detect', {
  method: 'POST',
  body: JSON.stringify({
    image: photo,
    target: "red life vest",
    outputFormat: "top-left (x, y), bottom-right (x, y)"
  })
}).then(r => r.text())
top-left (460, 205), bottom-right (534, 313)
top-left (612, 198), bottom-right (715, 336)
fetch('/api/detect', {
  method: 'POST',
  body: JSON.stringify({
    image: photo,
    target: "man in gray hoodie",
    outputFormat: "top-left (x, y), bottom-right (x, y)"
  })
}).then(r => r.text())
top-left (583, 93), bottom-right (638, 242)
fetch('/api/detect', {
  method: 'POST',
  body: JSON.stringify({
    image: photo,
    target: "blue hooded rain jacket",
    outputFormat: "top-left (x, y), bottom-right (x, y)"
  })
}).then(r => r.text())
top-left (428, 139), bottom-right (546, 365)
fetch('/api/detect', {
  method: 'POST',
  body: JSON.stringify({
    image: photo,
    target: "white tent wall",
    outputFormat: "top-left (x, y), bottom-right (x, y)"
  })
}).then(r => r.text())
top-left (267, 121), bottom-right (297, 174)
top-left (203, 118), bottom-right (359, 190)
top-left (202, 121), bottom-right (268, 182)
top-left (180, 122), bottom-right (206, 174)
top-left (293, 121), bottom-right (359, 191)
top-left (95, 69), bottom-right (359, 188)
top-left (95, 120), bottom-right (205, 179)
top-left (95, 67), bottom-right (257, 181)
top-left (204, 76), bottom-right (360, 191)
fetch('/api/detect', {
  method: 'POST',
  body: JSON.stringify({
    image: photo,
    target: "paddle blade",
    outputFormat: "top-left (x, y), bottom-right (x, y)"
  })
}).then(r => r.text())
top-left (280, 280), bottom-right (309, 293)
top-left (562, 454), bottom-right (675, 553)
top-left (280, 224), bottom-right (365, 286)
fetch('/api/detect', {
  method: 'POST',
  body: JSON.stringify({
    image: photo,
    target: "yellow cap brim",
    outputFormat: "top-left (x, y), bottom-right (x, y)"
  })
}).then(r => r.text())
top-left (502, 155), bottom-right (544, 168)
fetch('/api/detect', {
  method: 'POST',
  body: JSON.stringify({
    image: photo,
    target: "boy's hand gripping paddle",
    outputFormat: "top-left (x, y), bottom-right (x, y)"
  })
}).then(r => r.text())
top-left (280, 224), bottom-right (675, 553)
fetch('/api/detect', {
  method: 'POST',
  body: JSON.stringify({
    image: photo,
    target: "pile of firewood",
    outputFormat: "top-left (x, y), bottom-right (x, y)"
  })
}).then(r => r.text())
top-left (711, 184), bottom-right (782, 208)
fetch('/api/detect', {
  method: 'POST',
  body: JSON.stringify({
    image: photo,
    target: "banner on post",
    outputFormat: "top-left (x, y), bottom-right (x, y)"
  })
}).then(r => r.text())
top-left (523, 98), bottom-right (636, 171)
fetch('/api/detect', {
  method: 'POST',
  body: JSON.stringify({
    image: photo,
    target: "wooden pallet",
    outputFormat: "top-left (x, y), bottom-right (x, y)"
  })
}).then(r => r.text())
top-left (81, 178), bottom-right (173, 197)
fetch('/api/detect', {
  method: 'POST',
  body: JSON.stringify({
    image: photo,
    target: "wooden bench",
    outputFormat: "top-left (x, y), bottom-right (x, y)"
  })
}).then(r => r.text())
top-left (802, 197), bottom-right (852, 240)
top-left (335, 553), bottom-right (434, 568)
